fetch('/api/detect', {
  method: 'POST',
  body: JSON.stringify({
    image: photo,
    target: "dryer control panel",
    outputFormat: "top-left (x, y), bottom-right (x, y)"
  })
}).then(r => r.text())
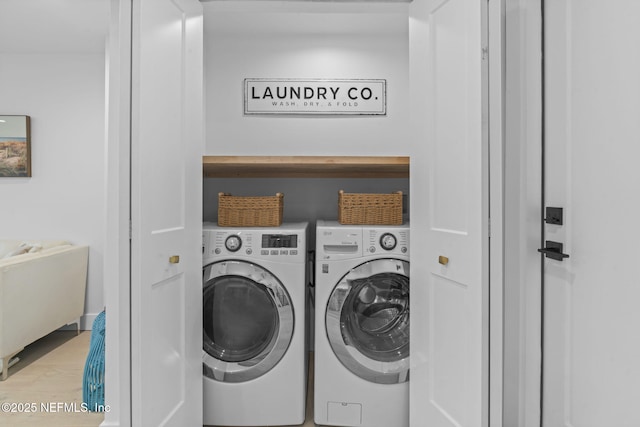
top-left (316, 221), bottom-right (410, 260)
top-left (365, 228), bottom-right (409, 256)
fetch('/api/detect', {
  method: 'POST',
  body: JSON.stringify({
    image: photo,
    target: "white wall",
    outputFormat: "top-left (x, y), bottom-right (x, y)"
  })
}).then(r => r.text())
top-left (0, 53), bottom-right (106, 329)
top-left (204, 1), bottom-right (411, 156)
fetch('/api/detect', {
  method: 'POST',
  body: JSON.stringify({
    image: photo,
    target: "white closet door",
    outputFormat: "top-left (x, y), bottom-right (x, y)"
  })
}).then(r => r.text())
top-left (410, 0), bottom-right (488, 426)
top-left (130, 0), bottom-right (203, 425)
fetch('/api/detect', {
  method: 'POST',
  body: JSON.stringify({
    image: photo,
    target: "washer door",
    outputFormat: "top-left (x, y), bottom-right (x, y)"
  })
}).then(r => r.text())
top-left (326, 258), bottom-right (410, 384)
top-left (203, 260), bottom-right (294, 383)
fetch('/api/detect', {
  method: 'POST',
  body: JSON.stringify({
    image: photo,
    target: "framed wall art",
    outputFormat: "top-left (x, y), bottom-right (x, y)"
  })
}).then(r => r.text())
top-left (0, 115), bottom-right (31, 177)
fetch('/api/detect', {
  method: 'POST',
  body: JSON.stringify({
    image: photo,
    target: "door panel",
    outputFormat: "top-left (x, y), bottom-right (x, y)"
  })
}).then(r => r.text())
top-left (130, 0), bottom-right (203, 425)
top-left (148, 274), bottom-right (186, 427)
top-left (430, 275), bottom-right (470, 424)
top-left (430, 0), bottom-right (474, 236)
top-left (410, 0), bottom-right (487, 425)
top-left (543, 1), bottom-right (640, 426)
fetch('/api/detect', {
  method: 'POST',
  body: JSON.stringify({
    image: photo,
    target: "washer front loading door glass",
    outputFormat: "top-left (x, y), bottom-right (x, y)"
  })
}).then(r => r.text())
top-left (202, 260), bottom-right (294, 383)
top-left (326, 258), bottom-right (410, 385)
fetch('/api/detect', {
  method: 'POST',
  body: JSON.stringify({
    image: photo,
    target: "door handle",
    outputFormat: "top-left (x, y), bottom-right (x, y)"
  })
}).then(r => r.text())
top-left (538, 241), bottom-right (570, 261)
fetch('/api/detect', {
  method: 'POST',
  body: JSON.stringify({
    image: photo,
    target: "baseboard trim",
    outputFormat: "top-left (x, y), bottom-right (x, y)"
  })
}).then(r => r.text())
top-left (59, 313), bottom-right (100, 331)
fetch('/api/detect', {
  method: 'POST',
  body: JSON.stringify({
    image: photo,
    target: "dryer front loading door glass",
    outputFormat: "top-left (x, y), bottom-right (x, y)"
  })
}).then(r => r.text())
top-left (202, 260), bottom-right (294, 383)
top-left (326, 258), bottom-right (410, 385)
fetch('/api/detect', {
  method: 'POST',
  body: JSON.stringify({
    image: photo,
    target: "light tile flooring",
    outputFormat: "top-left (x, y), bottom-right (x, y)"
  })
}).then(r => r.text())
top-left (0, 330), bottom-right (105, 426)
top-left (1, 332), bottom-right (320, 427)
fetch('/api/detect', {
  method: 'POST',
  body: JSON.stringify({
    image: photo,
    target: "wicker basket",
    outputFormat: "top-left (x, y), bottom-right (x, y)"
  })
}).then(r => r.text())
top-left (338, 190), bottom-right (403, 225)
top-left (218, 192), bottom-right (284, 227)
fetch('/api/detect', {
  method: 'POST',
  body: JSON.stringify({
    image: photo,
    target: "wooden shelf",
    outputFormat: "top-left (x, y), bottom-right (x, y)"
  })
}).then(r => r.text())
top-left (202, 156), bottom-right (409, 178)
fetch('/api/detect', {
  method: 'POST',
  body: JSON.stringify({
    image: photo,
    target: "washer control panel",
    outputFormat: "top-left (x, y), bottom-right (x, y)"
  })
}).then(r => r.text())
top-left (204, 229), bottom-right (305, 263)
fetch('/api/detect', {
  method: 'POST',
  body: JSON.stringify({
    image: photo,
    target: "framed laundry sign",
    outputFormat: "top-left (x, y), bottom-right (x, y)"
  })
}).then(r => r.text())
top-left (244, 79), bottom-right (386, 116)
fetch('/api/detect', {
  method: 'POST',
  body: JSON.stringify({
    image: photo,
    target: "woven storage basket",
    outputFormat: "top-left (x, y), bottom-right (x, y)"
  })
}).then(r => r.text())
top-left (218, 192), bottom-right (284, 227)
top-left (338, 190), bottom-right (403, 225)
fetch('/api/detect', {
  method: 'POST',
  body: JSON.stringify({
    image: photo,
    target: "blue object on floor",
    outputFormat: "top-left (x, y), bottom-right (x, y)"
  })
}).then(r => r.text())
top-left (83, 310), bottom-right (105, 412)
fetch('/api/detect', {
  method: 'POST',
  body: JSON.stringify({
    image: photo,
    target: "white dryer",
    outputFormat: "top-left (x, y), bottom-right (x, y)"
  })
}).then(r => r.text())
top-left (202, 222), bottom-right (308, 426)
top-left (315, 220), bottom-right (410, 427)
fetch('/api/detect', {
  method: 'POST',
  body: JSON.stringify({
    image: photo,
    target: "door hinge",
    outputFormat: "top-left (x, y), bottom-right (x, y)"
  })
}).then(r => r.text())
top-left (482, 46), bottom-right (489, 61)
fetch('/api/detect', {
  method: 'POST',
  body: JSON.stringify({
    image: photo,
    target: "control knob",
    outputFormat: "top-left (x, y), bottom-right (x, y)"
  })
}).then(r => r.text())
top-left (225, 235), bottom-right (242, 252)
top-left (379, 233), bottom-right (397, 251)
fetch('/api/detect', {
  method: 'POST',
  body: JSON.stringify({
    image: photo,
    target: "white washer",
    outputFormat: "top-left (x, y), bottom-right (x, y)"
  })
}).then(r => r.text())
top-left (202, 222), bottom-right (308, 426)
top-left (315, 220), bottom-right (410, 427)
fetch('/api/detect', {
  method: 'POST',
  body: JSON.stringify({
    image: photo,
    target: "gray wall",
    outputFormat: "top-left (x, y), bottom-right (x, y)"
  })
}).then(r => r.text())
top-left (204, 177), bottom-right (409, 249)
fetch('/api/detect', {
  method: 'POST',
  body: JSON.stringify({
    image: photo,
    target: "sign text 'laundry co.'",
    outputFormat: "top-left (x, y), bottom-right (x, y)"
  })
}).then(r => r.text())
top-left (244, 79), bottom-right (386, 115)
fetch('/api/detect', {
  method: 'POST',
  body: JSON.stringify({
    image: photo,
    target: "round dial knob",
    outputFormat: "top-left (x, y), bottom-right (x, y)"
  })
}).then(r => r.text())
top-left (225, 235), bottom-right (242, 252)
top-left (379, 233), bottom-right (397, 251)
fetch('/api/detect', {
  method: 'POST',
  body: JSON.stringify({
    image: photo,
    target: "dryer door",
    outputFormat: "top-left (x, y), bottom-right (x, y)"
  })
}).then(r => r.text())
top-left (202, 260), bottom-right (294, 383)
top-left (326, 258), bottom-right (410, 384)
